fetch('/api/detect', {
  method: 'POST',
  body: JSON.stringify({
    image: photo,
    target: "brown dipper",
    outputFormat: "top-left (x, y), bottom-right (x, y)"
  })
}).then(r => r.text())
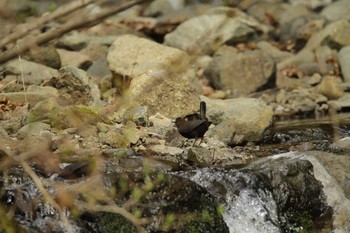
top-left (175, 101), bottom-right (211, 145)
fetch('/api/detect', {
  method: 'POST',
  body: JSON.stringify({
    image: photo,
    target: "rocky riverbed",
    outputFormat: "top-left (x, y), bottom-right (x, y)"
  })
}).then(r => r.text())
top-left (1, 0), bottom-right (350, 232)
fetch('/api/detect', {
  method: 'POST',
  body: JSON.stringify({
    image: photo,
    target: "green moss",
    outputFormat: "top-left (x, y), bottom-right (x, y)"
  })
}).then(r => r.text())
top-left (97, 212), bottom-right (137, 233)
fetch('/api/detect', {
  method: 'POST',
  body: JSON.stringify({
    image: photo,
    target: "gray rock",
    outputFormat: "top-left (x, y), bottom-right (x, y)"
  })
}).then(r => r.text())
top-left (143, 0), bottom-right (185, 17)
top-left (321, 0), bottom-right (350, 22)
top-left (108, 34), bottom-right (200, 118)
top-left (338, 46), bottom-right (350, 83)
top-left (3, 59), bottom-right (58, 85)
top-left (274, 88), bottom-right (328, 117)
top-left (279, 4), bottom-right (313, 41)
top-left (277, 48), bottom-right (315, 71)
top-left (164, 7), bottom-right (267, 54)
top-left (330, 137), bottom-right (350, 153)
top-left (253, 151), bottom-right (350, 233)
top-left (314, 46), bottom-right (338, 75)
top-left (123, 105), bottom-right (149, 126)
top-left (256, 41), bottom-right (293, 63)
top-left (0, 91), bottom-right (57, 107)
top-left (56, 49), bottom-right (91, 68)
top-left (44, 66), bottom-right (100, 105)
top-left (203, 97), bottom-right (273, 143)
top-left (149, 144), bottom-right (184, 156)
top-left (247, 2), bottom-right (287, 25)
top-left (317, 75), bottom-right (344, 100)
top-left (295, 151), bottom-right (350, 233)
top-left (205, 118), bottom-right (236, 146)
top-left (148, 113), bottom-right (174, 138)
top-left (328, 94), bottom-right (350, 111)
top-left (288, 0), bottom-right (332, 9)
top-left (306, 19), bottom-right (350, 50)
top-left (0, 125), bottom-right (9, 139)
top-left (87, 58), bottom-right (112, 79)
top-left (27, 97), bottom-right (61, 124)
top-left (57, 34), bottom-right (119, 51)
top-left (17, 122), bottom-right (51, 140)
top-left (207, 46), bottom-right (275, 95)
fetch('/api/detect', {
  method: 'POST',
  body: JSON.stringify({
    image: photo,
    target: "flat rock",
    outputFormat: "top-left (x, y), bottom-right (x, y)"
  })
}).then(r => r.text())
top-left (206, 46), bottom-right (275, 95)
top-left (306, 19), bottom-right (350, 50)
top-left (338, 46), bottom-right (350, 83)
top-left (107, 34), bottom-right (200, 118)
top-left (320, 0), bottom-right (350, 22)
top-left (203, 97), bottom-right (273, 143)
top-left (3, 59), bottom-right (58, 85)
top-left (164, 7), bottom-right (267, 54)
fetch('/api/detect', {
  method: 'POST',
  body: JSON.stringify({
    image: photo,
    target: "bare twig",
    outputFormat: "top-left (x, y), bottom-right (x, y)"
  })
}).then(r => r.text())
top-left (0, 0), bottom-right (95, 49)
top-left (0, 0), bottom-right (150, 64)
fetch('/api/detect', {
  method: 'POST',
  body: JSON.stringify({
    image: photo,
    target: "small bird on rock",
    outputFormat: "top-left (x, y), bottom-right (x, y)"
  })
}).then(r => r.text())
top-left (175, 101), bottom-right (211, 146)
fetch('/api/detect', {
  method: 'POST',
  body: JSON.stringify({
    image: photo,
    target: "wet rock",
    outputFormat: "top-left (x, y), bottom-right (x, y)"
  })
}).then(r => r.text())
top-left (300, 151), bottom-right (350, 233)
top-left (204, 97), bottom-right (273, 143)
top-left (320, 0), bottom-right (350, 22)
top-left (206, 46), bottom-right (275, 95)
top-left (317, 75), bottom-right (344, 100)
top-left (108, 34), bottom-right (200, 118)
top-left (338, 46), bottom-right (350, 83)
top-left (2, 59), bottom-right (58, 85)
top-left (105, 172), bottom-right (229, 232)
top-left (329, 137), bottom-right (350, 153)
top-left (185, 153), bottom-right (331, 233)
top-left (164, 7), bottom-right (267, 54)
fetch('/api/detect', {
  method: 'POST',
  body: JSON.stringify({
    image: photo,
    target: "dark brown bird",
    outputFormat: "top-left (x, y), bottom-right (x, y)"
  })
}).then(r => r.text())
top-left (175, 101), bottom-right (211, 146)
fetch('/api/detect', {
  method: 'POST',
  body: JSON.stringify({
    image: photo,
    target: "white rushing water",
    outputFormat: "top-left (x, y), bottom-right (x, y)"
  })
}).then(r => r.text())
top-left (186, 168), bottom-right (281, 233)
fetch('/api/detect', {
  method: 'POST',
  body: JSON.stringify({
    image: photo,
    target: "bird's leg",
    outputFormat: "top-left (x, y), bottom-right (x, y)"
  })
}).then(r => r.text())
top-left (192, 138), bottom-right (198, 146)
top-left (197, 137), bottom-right (203, 146)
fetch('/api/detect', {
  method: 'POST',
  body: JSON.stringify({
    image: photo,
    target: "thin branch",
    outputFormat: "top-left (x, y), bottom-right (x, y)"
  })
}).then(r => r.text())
top-left (0, 0), bottom-right (150, 64)
top-left (0, 0), bottom-right (95, 49)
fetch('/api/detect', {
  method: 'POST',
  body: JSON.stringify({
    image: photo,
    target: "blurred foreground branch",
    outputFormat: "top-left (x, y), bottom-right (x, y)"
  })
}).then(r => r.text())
top-left (0, 0), bottom-right (150, 64)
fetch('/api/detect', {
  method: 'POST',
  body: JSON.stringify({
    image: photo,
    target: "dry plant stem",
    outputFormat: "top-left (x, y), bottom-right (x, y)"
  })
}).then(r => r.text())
top-left (0, 0), bottom-right (150, 64)
top-left (17, 53), bottom-right (27, 104)
top-left (20, 161), bottom-right (74, 233)
top-left (0, 0), bottom-right (95, 49)
top-left (86, 203), bottom-right (148, 232)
